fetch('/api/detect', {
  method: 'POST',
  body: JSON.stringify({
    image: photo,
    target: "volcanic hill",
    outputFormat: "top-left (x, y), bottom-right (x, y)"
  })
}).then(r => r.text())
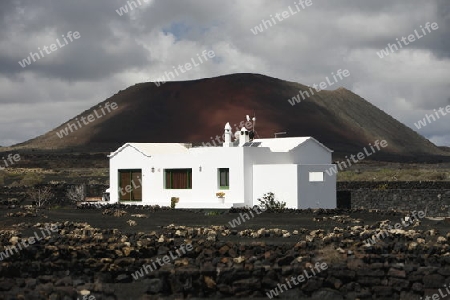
top-left (12, 73), bottom-right (447, 160)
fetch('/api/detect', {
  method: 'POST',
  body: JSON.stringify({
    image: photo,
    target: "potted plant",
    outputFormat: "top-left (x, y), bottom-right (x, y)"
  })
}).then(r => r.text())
top-left (216, 192), bottom-right (225, 203)
top-left (171, 197), bottom-right (179, 209)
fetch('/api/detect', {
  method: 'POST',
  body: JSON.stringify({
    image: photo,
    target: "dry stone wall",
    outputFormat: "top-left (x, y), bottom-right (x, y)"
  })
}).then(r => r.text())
top-left (337, 182), bottom-right (450, 216)
top-left (0, 221), bottom-right (449, 299)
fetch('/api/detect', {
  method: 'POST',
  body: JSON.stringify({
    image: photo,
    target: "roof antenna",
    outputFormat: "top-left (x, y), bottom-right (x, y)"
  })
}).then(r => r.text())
top-left (274, 132), bottom-right (286, 138)
top-left (249, 111), bottom-right (260, 139)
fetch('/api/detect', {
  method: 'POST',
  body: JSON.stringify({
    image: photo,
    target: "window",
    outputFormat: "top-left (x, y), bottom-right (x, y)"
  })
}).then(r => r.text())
top-left (218, 168), bottom-right (229, 189)
top-left (119, 169), bottom-right (142, 201)
top-left (309, 172), bottom-right (324, 182)
top-left (165, 169), bottom-right (192, 189)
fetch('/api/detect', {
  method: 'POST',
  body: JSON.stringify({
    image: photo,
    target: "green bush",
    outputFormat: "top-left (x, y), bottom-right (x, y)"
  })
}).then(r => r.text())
top-left (258, 192), bottom-right (286, 212)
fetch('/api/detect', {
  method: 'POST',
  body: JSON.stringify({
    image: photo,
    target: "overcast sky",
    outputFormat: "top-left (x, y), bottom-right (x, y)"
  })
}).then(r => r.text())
top-left (0, 0), bottom-right (449, 147)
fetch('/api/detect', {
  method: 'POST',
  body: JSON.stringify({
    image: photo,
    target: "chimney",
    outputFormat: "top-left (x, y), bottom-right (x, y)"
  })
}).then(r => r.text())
top-left (239, 127), bottom-right (249, 146)
top-left (223, 122), bottom-right (233, 147)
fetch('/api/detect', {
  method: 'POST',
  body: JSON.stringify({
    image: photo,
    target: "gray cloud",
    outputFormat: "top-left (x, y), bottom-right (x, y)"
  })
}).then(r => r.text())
top-left (0, 0), bottom-right (449, 147)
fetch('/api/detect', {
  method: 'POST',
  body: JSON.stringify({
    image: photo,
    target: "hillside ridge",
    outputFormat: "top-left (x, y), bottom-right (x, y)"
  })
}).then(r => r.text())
top-left (9, 73), bottom-right (447, 159)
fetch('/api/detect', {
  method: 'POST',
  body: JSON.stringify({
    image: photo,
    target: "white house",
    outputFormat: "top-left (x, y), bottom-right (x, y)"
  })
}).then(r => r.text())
top-left (108, 122), bottom-right (337, 209)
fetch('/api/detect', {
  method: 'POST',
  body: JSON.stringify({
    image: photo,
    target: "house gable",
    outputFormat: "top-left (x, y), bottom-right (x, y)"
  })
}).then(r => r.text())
top-left (109, 143), bottom-right (190, 159)
top-left (109, 143), bottom-right (151, 159)
top-left (289, 138), bottom-right (332, 164)
top-left (250, 137), bottom-right (332, 153)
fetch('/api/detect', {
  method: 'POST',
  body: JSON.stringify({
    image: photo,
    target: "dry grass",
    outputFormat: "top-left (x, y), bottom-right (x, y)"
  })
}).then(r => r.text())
top-left (337, 164), bottom-right (450, 181)
top-left (0, 167), bottom-right (109, 186)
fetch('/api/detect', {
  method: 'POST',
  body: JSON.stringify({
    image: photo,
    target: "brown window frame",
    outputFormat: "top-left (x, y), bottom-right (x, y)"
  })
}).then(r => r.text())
top-left (165, 169), bottom-right (192, 189)
top-left (118, 169), bottom-right (142, 201)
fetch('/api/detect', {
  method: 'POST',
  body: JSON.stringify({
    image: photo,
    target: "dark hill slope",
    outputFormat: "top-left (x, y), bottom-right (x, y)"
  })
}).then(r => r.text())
top-left (13, 73), bottom-right (446, 159)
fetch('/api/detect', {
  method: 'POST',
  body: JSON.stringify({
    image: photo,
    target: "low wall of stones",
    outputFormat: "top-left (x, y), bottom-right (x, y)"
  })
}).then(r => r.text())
top-left (2, 182), bottom-right (450, 215)
top-left (0, 184), bottom-right (108, 206)
top-left (350, 189), bottom-right (450, 216)
top-left (337, 181), bottom-right (450, 216)
top-left (0, 221), bottom-right (449, 299)
top-left (337, 181), bottom-right (450, 190)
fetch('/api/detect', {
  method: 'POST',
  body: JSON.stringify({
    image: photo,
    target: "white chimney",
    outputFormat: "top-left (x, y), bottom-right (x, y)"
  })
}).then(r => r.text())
top-left (239, 127), bottom-right (249, 146)
top-left (223, 122), bottom-right (233, 147)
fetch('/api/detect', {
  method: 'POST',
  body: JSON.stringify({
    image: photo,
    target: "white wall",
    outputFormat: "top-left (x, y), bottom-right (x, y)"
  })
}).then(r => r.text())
top-left (297, 165), bottom-right (336, 209)
top-left (289, 139), bottom-right (332, 164)
top-left (252, 164), bottom-right (298, 208)
top-left (252, 164), bottom-right (336, 209)
top-left (110, 145), bottom-right (246, 207)
top-left (243, 147), bottom-right (290, 206)
top-left (146, 147), bottom-right (245, 207)
top-left (241, 139), bottom-right (332, 206)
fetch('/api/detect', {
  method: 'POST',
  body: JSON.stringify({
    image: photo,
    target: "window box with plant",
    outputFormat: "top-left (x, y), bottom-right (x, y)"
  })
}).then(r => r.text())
top-left (171, 197), bottom-right (179, 209)
top-left (216, 191), bottom-right (225, 203)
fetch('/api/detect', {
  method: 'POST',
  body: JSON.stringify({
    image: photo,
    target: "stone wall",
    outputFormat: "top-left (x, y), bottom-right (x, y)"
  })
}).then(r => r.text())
top-left (350, 189), bottom-right (450, 216)
top-left (2, 181), bottom-right (450, 215)
top-left (337, 181), bottom-right (450, 216)
top-left (0, 184), bottom-right (108, 206)
top-left (0, 221), bottom-right (449, 299)
top-left (337, 181), bottom-right (450, 190)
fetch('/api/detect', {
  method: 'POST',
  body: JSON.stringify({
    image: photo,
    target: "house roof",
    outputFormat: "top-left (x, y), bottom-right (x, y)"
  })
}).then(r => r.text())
top-left (251, 137), bottom-right (333, 153)
top-left (109, 137), bottom-right (332, 158)
top-left (109, 143), bottom-right (190, 158)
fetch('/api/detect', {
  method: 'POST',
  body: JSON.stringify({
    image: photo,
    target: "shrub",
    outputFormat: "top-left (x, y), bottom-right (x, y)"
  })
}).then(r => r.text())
top-left (258, 192), bottom-right (286, 212)
top-left (27, 186), bottom-right (54, 209)
top-left (66, 184), bottom-right (87, 203)
top-left (20, 173), bottom-right (44, 186)
top-left (376, 183), bottom-right (388, 190)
